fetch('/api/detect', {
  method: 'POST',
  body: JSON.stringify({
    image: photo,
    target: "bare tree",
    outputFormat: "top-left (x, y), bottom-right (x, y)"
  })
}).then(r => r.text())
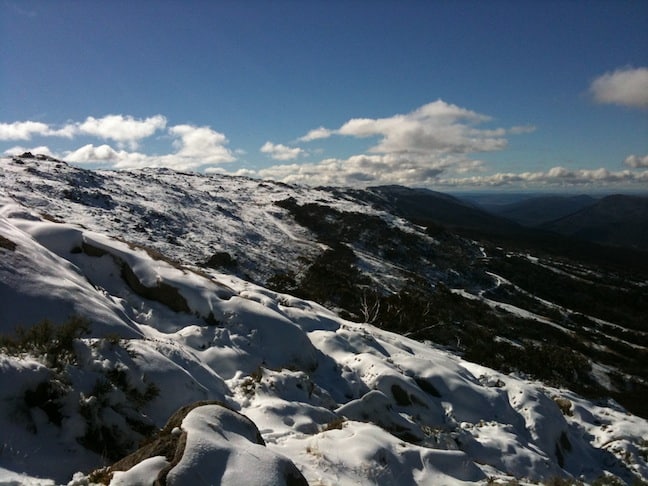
top-left (359, 289), bottom-right (381, 324)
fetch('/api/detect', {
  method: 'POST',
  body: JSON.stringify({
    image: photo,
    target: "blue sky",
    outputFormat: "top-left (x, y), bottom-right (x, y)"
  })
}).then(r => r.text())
top-left (1, 0), bottom-right (647, 191)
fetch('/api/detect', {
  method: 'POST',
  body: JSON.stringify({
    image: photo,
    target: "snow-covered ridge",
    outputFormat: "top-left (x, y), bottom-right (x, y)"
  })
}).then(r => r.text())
top-left (1, 155), bottom-right (406, 286)
top-left (1, 155), bottom-right (647, 485)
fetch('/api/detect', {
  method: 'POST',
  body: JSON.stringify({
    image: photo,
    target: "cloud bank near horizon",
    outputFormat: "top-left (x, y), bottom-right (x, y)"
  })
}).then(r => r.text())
top-left (2, 93), bottom-right (647, 190)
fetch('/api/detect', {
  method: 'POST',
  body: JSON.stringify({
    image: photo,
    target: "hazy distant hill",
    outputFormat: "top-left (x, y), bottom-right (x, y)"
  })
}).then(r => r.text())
top-left (365, 185), bottom-right (521, 234)
top-left (542, 194), bottom-right (648, 250)
top-left (475, 194), bottom-right (597, 227)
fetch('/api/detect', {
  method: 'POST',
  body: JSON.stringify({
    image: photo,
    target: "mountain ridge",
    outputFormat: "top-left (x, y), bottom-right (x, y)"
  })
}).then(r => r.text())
top-left (461, 191), bottom-right (648, 251)
top-left (541, 194), bottom-right (648, 250)
top-left (471, 194), bottom-right (597, 227)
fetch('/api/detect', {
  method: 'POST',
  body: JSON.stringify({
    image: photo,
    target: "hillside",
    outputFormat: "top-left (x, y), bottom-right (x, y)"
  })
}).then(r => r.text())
top-left (469, 194), bottom-right (597, 227)
top-left (542, 195), bottom-right (648, 250)
top-left (461, 193), bottom-right (648, 251)
top-left (365, 185), bottom-right (523, 234)
top-left (1, 153), bottom-right (647, 485)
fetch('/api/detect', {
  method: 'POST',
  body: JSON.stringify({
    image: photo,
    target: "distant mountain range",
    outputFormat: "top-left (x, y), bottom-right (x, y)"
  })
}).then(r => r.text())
top-left (471, 194), bottom-right (597, 227)
top-left (365, 185), bottom-right (521, 234)
top-left (362, 186), bottom-right (648, 268)
top-left (454, 191), bottom-right (648, 251)
top-left (542, 194), bottom-right (648, 250)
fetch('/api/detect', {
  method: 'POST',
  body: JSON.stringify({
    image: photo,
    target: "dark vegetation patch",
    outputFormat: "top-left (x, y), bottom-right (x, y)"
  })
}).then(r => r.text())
top-left (0, 234), bottom-right (17, 251)
top-left (487, 253), bottom-right (648, 332)
top-left (78, 366), bottom-right (159, 460)
top-left (62, 188), bottom-right (116, 210)
top-left (201, 251), bottom-right (237, 270)
top-left (274, 197), bottom-right (483, 283)
top-left (0, 316), bottom-right (89, 370)
top-left (293, 243), bottom-right (371, 317)
top-left (270, 197), bottom-right (648, 418)
top-left (24, 379), bottom-right (67, 426)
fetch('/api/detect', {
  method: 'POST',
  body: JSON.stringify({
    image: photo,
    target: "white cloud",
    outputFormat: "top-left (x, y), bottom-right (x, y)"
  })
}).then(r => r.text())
top-left (0, 121), bottom-right (51, 140)
top-left (76, 114), bottom-right (167, 148)
top-left (251, 152), bottom-right (648, 189)
top-left (260, 141), bottom-right (305, 161)
top-left (0, 115), bottom-right (236, 171)
top-left (256, 152), bottom-right (478, 187)
top-left (62, 124), bottom-right (235, 171)
top-left (169, 124), bottom-right (235, 165)
top-left (205, 166), bottom-right (257, 178)
top-left (272, 100), bottom-right (534, 187)
top-left (65, 144), bottom-right (122, 162)
top-left (341, 101), bottom-right (508, 154)
top-left (624, 154), bottom-right (648, 168)
top-left (435, 166), bottom-right (648, 188)
top-left (590, 67), bottom-right (648, 109)
top-left (297, 100), bottom-right (528, 157)
top-left (298, 127), bottom-right (334, 142)
top-left (508, 125), bottom-right (536, 135)
top-left (0, 115), bottom-right (166, 145)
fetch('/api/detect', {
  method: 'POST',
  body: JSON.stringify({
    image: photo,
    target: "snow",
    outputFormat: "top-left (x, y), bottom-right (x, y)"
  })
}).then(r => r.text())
top-left (0, 213), bottom-right (141, 339)
top-left (162, 404), bottom-right (303, 486)
top-left (109, 456), bottom-right (168, 485)
top-left (0, 156), bottom-right (647, 485)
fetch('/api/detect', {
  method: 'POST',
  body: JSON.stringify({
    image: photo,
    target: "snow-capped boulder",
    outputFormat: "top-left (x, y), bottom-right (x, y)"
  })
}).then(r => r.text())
top-left (102, 400), bottom-right (307, 486)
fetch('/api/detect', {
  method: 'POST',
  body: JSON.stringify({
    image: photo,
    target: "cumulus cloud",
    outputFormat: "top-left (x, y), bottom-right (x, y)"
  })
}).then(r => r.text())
top-left (169, 124), bottom-right (235, 165)
top-left (65, 144), bottom-right (123, 162)
top-left (624, 154), bottom-right (648, 168)
top-left (590, 67), bottom-right (648, 109)
top-left (269, 100), bottom-right (536, 187)
top-left (298, 100), bottom-right (532, 157)
top-left (0, 121), bottom-right (54, 140)
top-left (250, 151), bottom-right (648, 189)
top-left (0, 114), bottom-right (166, 146)
top-left (0, 114), bottom-right (237, 171)
top-left (255, 152), bottom-right (480, 187)
top-left (260, 141), bottom-right (306, 161)
top-left (76, 114), bottom-right (167, 148)
top-left (62, 124), bottom-right (235, 171)
top-left (298, 127), bottom-right (334, 142)
top-left (508, 125), bottom-right (537, 135)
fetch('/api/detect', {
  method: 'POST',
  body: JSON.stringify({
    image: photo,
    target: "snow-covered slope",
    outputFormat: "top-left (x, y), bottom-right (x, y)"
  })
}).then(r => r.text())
top-left (1, 154), bottom-right (406, 286)
top-left (1, 155), bottom-right (647, 485)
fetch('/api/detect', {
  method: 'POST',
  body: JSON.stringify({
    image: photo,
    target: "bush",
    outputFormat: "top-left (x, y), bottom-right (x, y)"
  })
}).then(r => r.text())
top-left (79, 369), bottom-right (159, 460)
top-left (0, 316), bottom-right (90, 370)
top-left (1, 322), bottom-right (160, 461)
top-left (202, 251), bottom-right (237, 269)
